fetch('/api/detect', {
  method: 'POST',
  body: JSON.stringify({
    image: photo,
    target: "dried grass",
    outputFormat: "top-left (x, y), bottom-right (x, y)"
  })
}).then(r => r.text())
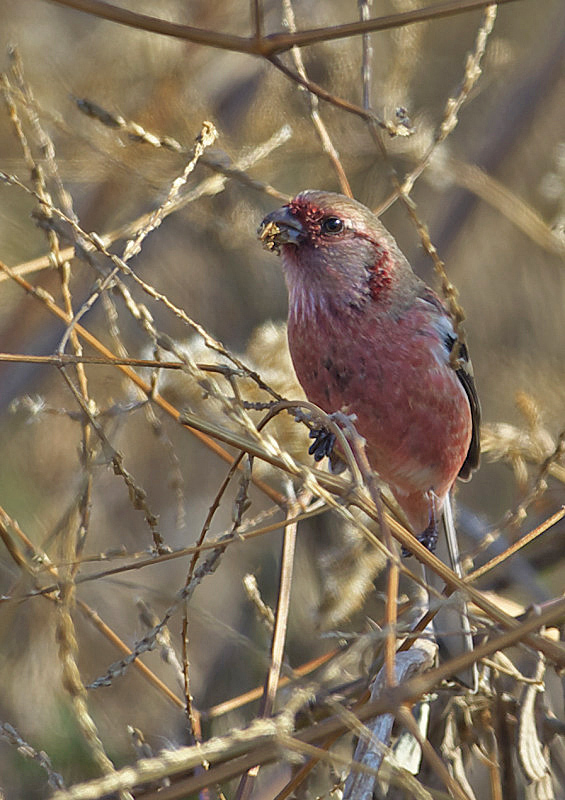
top-left (0, 2), bottom-right (564, 799)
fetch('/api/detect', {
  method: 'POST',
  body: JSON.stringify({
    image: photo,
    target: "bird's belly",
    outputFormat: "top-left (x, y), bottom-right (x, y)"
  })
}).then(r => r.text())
top-left (288, 318), bottom-right (472, 499)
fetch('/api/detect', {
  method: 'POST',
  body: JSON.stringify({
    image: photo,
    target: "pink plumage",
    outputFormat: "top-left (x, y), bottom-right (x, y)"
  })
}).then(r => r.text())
top-left (259, 190), bottom-right (480, 549)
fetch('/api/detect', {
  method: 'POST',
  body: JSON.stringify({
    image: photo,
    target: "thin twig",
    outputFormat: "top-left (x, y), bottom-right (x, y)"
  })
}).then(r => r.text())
top-left (234, 487), bottom-right (302, 800)
top-left (44, 0), bottom-right (526, 56)
top-left (378, 3), bottom-right (498, 210)
top-left (0, 123), bottom-right (292, 284)
top-left (282, 0), bottom-right (353, 195)
top-left (0, 722), bottom-right (65, 791)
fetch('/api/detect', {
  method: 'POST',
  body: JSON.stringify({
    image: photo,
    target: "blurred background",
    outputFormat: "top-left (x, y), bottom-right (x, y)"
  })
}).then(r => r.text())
top-left (0, 0), bottom-right (564, 797)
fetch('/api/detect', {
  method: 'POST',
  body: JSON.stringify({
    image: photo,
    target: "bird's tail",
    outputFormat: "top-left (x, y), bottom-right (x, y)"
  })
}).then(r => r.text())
top-left (425, 494), bottom-right (477, 690)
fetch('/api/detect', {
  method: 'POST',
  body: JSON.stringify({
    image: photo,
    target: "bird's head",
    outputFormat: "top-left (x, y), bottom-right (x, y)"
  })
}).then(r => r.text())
top-left (259, 190), bottom-right (408, 316)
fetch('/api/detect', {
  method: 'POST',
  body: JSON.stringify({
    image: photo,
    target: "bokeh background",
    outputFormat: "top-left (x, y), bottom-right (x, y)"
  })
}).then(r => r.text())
top-left (0, 1), bottom-right (564, 797)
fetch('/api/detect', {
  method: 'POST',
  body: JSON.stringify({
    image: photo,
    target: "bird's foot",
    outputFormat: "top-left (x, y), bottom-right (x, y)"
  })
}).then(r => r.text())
top-left (308, 427), bottom-right (336, 462)
top-left (401, 518), bottom-right (438, 558)
top-left (308, 425), bottom-right (347, 474)
top-left (418, 522), bottom-right (439, 552)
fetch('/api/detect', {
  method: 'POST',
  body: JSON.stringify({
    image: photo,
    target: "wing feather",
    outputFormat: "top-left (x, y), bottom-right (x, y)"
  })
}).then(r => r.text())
top-left (418, 288), bottom-right (481, 481)
top-left (454, 341), bottom-right (481, 479)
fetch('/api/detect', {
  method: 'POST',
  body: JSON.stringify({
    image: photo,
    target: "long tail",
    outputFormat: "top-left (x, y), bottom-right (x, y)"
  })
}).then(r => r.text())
top-left (425, 494), bottom-right (477, 690)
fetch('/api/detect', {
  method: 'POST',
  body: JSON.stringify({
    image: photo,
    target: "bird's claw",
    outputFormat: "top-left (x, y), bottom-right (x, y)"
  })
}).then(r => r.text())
top-left (308, 427), bottom-right (336, 462)
top-left (401, 520), bottom-right (438, 558)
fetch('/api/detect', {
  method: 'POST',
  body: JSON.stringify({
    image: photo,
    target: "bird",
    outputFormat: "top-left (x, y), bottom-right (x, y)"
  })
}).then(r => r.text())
top-left (258, 190), bottom-right (480, 682)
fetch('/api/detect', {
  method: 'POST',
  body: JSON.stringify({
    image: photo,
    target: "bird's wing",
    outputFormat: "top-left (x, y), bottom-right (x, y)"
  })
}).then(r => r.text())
top-left (452, 340), bottom-right (481, 480)
top-left (418, 288), bottom-right (481, 481)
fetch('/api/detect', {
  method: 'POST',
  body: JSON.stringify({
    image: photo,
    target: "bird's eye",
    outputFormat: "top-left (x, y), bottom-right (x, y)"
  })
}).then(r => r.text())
top-left (321, 216), bottom-right (344, 234)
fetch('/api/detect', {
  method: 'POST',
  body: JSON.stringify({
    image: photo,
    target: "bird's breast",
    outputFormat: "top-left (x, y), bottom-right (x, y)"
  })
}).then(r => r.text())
top-left (287, 304), bottom-right (472, 500)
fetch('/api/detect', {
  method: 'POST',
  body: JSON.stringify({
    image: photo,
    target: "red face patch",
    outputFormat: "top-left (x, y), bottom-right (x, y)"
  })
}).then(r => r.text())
top-left (367, 247), bottom-right (393, 300)
top-left (287, 199), bottom-right (325, 239)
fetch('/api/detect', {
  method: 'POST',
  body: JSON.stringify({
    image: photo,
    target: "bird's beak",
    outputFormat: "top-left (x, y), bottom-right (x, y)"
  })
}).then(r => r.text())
top-left (258, 206), bottom-right (304, 253)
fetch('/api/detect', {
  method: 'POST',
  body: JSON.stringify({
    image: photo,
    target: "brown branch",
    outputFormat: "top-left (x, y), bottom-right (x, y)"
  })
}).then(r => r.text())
top-left (0, 352), bottom-right (253, 372)
top-left (45, 0), bottom-right (527, 55)
top-left (263, 0), bottom-right (523, 52)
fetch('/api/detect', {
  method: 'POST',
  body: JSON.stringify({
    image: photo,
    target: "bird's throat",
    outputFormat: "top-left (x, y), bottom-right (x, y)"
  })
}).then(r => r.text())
top-left (281, 245), bottom-right (373, 324)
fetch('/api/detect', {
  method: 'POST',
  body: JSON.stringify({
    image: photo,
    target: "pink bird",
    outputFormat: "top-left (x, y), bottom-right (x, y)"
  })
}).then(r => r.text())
top-left (259, 190), bottom-right (480, 683)
top-left (259, 190), bottom-right (480, 554)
